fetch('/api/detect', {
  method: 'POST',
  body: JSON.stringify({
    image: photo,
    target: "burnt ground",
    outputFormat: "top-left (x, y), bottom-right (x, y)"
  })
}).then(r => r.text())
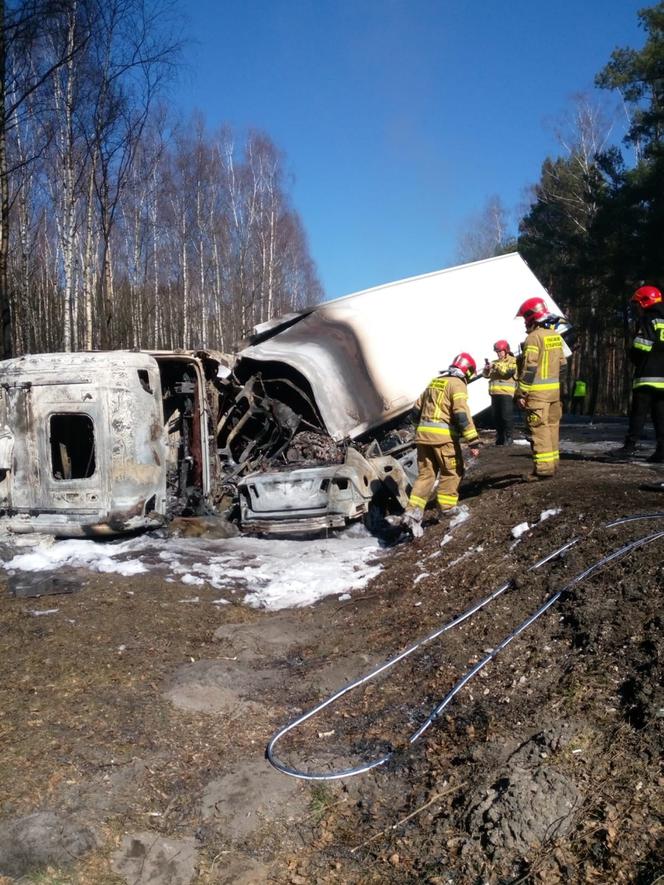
top-left (0, 424), bottom-right (663, 884)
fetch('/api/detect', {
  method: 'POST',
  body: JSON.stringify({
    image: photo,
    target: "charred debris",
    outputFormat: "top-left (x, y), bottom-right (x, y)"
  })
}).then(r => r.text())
top-left (0, 347), bottom-right (416, 538)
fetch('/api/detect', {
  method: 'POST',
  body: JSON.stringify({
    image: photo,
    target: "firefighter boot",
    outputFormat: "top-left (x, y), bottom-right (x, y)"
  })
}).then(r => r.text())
top-left (524, 473), bottom-right (554, 483)
top-left (610, 440), bottom-right (637, 459)
top-left (402, 506), bottom-right (424, 539)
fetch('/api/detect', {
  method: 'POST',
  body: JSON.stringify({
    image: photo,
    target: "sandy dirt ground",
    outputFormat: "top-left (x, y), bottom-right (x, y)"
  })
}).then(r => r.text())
top-left (0, 421), bottom-right (662, 884)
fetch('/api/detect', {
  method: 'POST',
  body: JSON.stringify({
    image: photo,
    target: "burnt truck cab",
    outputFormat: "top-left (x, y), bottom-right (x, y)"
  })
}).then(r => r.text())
top-left (0, 350), bottom-right (222, 536)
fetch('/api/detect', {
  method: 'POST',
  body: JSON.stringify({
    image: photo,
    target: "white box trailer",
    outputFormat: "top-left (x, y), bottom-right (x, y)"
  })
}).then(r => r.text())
top-left (232, 253), bottom-right (567, 533)
top-left (235, 252), bottom-right (563, 442)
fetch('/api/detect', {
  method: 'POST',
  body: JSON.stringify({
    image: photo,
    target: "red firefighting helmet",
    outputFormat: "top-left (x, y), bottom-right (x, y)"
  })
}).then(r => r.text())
top-left (631, 285), bottom-right (662, 310)
top-left (516, 297), bottom-right (549, 324)
top-left (450, 352), bottom-right (477, 380)
top-left (493, 339), bottom-right (510, 353)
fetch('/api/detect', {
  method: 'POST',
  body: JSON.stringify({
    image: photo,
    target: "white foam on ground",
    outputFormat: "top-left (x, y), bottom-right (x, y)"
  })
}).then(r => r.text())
top-left (3, 537), bottom-right (148, 577)
top-left (1, 528), bottom-right (384, 612)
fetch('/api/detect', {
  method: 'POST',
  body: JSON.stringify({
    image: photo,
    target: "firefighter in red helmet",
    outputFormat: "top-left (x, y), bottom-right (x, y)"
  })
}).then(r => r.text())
top-left (515, 297), bottom-right (568, 481)
top-left (482, 339), bottom-right (517, 445)
top-left (612, 285), bottom-right (664, 462)
top-left (401, 353), bottom-right (482, 538)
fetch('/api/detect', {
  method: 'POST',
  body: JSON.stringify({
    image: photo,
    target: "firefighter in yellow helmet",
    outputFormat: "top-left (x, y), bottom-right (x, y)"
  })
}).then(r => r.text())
top-left (401, 353), bottom-right (482, 538)
top-left (515, 297), bottom-right (568, 481)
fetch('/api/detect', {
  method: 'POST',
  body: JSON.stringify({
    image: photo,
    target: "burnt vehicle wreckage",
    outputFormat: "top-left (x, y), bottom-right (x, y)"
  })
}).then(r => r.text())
top-left (0, 348), bottom-right (417, 537)
top-left (0, 254), bottom-right (569, 538)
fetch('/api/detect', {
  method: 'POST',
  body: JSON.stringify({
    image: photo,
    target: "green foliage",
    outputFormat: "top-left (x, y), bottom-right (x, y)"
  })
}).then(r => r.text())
top-left (518, 1), bottom-right (664, 413)
top-left (595, 2), bottom-right (664, 150)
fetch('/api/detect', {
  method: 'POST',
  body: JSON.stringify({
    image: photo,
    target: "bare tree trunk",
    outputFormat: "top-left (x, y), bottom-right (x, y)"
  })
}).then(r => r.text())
top-left (0, 0), bottom-right (12, 357)
top-left (181, 212), bottom-right (188, 348)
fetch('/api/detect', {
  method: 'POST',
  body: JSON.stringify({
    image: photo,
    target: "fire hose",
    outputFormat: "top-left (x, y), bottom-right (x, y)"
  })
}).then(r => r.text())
top-left (266, 513), bottom-right (664, 781)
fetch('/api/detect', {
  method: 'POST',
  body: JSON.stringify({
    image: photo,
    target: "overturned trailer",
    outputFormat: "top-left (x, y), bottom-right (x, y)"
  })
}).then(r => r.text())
top-left (226, 253), bottom-right (564, 533)
top-left (0, 254), bottom-right (563, 537)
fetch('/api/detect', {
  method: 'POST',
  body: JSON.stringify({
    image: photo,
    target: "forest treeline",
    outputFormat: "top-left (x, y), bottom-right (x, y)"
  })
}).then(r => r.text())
top-left (460, 2), bottom-right (664, 414)
top-left (0, 0), bottom-right (322, 358)
top-left (1, 1), bottom-right (663, 418)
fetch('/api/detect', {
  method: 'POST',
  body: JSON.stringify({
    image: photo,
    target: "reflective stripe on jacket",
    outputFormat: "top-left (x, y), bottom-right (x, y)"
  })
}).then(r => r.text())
top-left (414, 374), bottom-right (479, 445)
top-left (483, 355), bottom-right (517, 396)
top-left (630, 307), bottom-right (664, 389)
top-left (517, 326), bottom-right (567, 403)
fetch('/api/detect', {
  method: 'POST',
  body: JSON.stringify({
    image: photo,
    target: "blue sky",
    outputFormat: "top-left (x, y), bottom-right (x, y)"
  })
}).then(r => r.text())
top-left (172, 0), bottom-right (646, 300)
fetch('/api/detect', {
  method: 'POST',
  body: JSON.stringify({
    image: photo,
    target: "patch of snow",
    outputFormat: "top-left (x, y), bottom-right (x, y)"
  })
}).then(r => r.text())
top-left (338, 593), bottom-right (351, 601)
top-left (513, 439), bottom-right (530, 446)
top-left (27, 608), bottom-right (59, 616)
top-left (448, 545), bottom-right (484, 568)
top-left (539, 508), bottom-right (561, 522)
top-left (413, 572), bottom-right (429, 585)
top-left (559, 440), bottom-right (616, 454)
top-left (449, 504), bottom-right (470, 528)
top-left (179, 596), bottom-right (200, 603)
top-left (211, 598), bottom-right (230, 605)
top-left (511, 522), bottom-right (530, 539)
top-left (181, 574), bottom-right (205, 586)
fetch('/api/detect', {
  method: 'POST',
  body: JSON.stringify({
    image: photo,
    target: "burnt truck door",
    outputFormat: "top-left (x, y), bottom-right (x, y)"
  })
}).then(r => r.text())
top-left (7, 378), bottom-right (103, 517)
top-left (0, 352), bottom-right (167, 536)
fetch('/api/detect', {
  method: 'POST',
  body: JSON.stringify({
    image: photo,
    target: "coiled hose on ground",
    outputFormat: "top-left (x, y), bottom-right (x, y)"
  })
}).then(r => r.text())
top-left (266, 513), bottom-right (664, 781)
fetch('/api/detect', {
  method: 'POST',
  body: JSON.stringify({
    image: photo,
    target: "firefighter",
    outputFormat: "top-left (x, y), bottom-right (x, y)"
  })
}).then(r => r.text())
top-left (482, 339), bottom-right (517, 445)
top-left (401, 353), bottom-right (481, 538)
top-left (515, 297), bottom-right (568, 481)
top-left (612, 285), bottom-right (664, 463)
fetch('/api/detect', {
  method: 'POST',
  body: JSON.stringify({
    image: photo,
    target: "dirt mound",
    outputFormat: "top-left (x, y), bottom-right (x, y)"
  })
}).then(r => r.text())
top-left (0, 441), bottom-right (662, 883)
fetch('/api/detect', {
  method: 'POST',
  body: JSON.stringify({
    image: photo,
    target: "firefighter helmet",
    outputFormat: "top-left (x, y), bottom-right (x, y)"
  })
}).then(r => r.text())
top-left (516, 297), bottom-right (549, 324)
top-left (632, 285), bottom-right (662, 310)
top-left (450, 352), bottom-right (477, 380)
top-left (493, 339), bottom-right (510, 353)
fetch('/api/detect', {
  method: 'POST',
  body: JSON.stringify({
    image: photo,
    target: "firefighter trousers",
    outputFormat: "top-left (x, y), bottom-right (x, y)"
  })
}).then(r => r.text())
top-left (524, 399), bottom-right (562, 476)
top-left (491, 394), bottom-right (514, 444)
top-left (409, 441), bottom-right (464, 511)
top-left (627, 386), bottom-right (664, 447)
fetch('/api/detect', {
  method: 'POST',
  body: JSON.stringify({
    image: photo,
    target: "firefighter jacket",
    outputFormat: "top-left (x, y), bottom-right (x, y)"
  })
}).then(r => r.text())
top-left (483, 354), bottom-right (517, 396)
top-left (414, 373), bottom-right (479, 445)
top-left (516, 326), bottom-right (567, 403)
top-left (630, 305), bottom-right (664, 390)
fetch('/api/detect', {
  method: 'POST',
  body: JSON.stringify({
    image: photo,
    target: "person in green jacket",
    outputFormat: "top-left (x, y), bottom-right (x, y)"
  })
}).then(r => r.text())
top-left (570, 379), bottom-right (587, 415)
